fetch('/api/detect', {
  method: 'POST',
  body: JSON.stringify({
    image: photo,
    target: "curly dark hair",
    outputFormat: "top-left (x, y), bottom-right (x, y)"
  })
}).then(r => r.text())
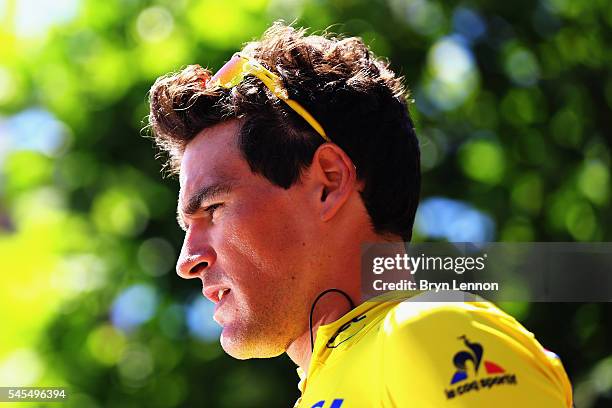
top-left (148, 22), bottom-right (420, 241)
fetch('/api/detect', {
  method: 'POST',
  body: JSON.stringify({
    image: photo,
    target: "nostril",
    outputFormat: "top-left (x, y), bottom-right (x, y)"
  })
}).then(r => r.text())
top-left (189, 262), bottom-right (208, 276)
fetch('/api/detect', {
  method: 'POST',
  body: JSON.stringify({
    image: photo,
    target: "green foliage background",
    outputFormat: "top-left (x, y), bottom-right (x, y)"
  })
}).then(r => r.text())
top-left (0, 0), bottom-right (611, 406)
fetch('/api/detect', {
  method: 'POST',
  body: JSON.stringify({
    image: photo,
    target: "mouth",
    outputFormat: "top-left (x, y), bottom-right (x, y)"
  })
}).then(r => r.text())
top-left (203, 286), bottom-right (231, 304)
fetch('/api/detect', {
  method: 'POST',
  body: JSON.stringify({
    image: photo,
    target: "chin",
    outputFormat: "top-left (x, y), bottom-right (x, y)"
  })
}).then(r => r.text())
top-left (220, 326), bottom-right (285, 360)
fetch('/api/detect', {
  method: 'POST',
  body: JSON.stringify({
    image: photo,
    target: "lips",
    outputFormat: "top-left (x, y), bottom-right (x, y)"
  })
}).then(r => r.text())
top-left (218, 288), bottom-right (230, 301)
top-left (203, 285), bottom-right (232, 304)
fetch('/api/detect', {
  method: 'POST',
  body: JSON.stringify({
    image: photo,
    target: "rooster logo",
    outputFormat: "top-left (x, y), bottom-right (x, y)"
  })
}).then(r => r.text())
top-left (450, 335), bottom-right (505, 385)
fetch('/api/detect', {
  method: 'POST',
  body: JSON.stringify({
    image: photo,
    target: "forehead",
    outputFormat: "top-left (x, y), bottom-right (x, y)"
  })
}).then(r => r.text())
top-left (179, 120), bottom-right (244, 195)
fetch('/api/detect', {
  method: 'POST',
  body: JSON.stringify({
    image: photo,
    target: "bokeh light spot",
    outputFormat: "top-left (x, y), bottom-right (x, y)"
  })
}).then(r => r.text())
top-left (111, 284), bottom-right (158, 331)
top-left (186, 297), bottom-right (221, 342)
top-left (578, 160), bottom-right (610, 206)
top-left (92, 188), bottom-right (150, 237)
top-left (13, 0), bottom-right (79, 38)
top-left (388, 0), bottom-right (445, 37)
top-left (415, 197), bottom-right (496, 242)
top-left (429, 37), bottom-right (474, 83)
top-left (459, 139), bottom-right (506, 185)
top-left (136, 6), bottom-right (174, 43)
top-left (87, 324), bottom-right (127, 366)
top-left (452, 7), bottom-right (486, 43)
top-left (504, 45), bottom-right (541, 86)
top-left (565, 201), bottom-right (598, 241)
top-left (118, 344), bottom-right (154, 386)
top-left (425, 36), bottom-right (479, 110)
top-left (511, 173), bottom-right (543, 214)
top-left (137, 237), bottom-right (176, 277)
top-left (0, 349), bottom-right (43, 386)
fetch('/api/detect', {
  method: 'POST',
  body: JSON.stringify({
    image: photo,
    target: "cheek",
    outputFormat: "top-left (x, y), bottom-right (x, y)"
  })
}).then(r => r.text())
top-left (219, 196), bottom-right (309, 279)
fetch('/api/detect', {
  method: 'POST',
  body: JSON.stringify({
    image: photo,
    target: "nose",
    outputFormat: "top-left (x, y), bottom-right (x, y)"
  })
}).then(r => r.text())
top-left (176, 238), bottom-right (217, 279)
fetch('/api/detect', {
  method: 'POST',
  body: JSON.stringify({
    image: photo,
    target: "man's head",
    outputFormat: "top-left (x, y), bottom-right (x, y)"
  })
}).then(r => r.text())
top-left (148, 22), bottom-right (420, 359)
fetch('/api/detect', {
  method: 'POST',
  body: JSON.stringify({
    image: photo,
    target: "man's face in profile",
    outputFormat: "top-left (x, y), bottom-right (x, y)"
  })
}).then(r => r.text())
top-left (175, 119), bottom-right (323, 359)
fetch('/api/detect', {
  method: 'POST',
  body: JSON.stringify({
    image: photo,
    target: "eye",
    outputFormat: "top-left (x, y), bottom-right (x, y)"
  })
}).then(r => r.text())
top-left (203, 203), bottom-right (223, 217)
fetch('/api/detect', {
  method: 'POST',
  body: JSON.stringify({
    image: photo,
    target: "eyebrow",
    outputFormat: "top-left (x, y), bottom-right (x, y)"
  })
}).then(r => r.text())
top-left (177, 182), bottom-right (234, 229)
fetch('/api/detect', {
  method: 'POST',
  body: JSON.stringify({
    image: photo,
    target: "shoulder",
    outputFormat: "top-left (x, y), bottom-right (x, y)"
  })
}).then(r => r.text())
top-left (378, 295), bottom-right (536, 365)
top-left (375, 294), bottom-right (572, 407)
top-left (380, 294), bottom-right (519, 340)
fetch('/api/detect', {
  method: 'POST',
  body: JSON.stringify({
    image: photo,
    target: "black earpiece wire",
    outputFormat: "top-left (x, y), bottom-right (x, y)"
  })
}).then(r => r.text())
top-left (309, 288), bottom-right (355, 352)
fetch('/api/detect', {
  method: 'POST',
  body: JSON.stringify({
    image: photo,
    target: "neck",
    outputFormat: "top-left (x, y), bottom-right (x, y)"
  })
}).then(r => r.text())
top-left (286, 294), bottom-right (354, 372)
top-left (286, 216), bottom-right (402, 372)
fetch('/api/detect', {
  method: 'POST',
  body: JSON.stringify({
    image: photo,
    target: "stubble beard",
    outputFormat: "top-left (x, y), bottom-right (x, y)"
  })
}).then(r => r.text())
top-left (219, 291), bottom-right (304, 360)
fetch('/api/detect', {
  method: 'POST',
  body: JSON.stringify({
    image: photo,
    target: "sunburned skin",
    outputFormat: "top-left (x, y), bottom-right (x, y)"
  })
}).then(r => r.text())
top-left (175, 119), bottom-right (382, 370)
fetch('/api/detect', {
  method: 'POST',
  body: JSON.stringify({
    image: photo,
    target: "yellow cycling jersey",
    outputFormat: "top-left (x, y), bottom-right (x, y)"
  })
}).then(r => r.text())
top-left (293, 291), bottom-right (573, 408)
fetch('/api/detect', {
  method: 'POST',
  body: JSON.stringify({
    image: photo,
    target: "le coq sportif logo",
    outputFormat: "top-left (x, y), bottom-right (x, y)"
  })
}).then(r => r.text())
top-left (445, 335), bottom-right (518, 399)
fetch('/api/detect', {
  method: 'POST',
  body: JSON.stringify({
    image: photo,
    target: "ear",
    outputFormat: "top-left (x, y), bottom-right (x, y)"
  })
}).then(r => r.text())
top-left (310, 143), bottom-right (358, 222)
